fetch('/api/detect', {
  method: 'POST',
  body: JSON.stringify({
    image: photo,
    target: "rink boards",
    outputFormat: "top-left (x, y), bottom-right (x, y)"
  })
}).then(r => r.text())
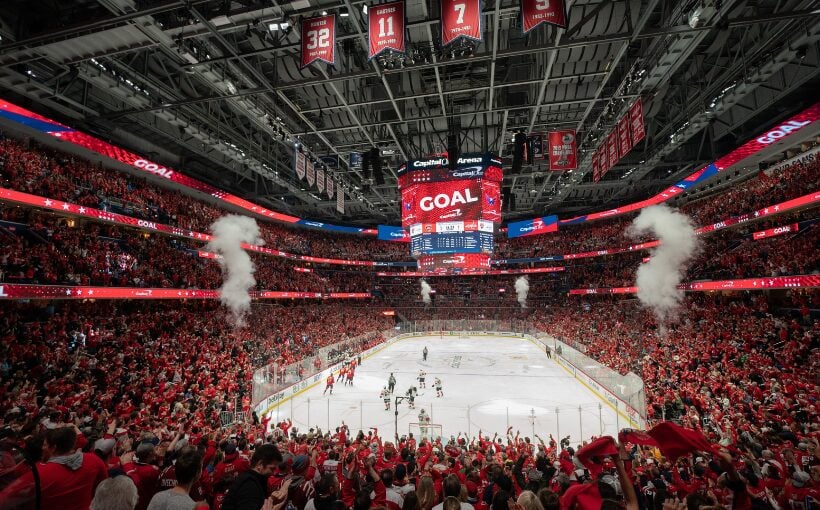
top-left (256, 332), bottom-right (643, 438)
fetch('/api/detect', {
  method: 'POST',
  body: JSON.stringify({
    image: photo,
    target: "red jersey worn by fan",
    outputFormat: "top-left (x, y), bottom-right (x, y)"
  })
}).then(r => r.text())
top-left (124, 459), bottom-right (161, 510)
top-left (0, 451), bottom-right (107, 510)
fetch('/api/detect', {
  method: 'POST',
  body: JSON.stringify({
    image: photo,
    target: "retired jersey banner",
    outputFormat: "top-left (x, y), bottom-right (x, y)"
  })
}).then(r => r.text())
top-left (441, 0), bottom-right (482, 45)
top-left (301, 15), bottom-right (336, 67)
top-left (618, 115), bottom-right (632, 158)
top-left (317, 167), bottom-right (325, 193)
top-left (307, 160), bottom-right (315, 186)
top-left (630, 98), bottom-right (645, 143)
top-left (548, 130), bottom-right (577, 170)
top-left (295, 151), bottom-right (306, 180)
top-left (368, 1), bottom-right (406, 58)
top-left (521, 0), bottom-right (569, 33)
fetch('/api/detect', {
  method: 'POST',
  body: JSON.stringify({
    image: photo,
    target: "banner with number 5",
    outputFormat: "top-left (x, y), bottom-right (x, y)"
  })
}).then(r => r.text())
top-left (369, 1), bottom-right (406, 59)
top-left (441, 0), bottom-right (482, 45)
top-left (301, 14), bottom-right (336, 67)
top-left (521, 0), bottom-right (568, 33)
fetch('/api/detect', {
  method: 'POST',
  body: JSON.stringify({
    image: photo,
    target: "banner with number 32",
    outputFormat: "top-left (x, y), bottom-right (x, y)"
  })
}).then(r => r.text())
top-left (521, 0), bottom-right (568, 33)
top-left (301, 15), bottom-right (336, 67)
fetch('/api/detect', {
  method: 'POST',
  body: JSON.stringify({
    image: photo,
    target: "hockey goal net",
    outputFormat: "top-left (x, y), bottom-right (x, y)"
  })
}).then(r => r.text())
top-left (408, 422), bottom-right (443, 441)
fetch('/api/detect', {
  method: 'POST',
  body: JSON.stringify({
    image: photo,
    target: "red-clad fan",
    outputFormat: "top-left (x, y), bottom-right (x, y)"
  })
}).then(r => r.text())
top-left (123, 441), bottom-right (162, 510)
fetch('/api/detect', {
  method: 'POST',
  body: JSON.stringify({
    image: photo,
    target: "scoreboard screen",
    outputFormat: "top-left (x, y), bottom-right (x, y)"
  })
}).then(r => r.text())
top-left (398, 153), bottom-right (502, 271)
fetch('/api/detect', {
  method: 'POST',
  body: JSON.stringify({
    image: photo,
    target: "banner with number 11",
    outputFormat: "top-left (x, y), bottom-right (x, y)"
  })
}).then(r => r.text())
top-left (369, 1), bottom-right (406, 59)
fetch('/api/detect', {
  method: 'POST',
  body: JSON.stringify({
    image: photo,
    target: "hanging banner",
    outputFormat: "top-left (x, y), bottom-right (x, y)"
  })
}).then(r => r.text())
top-left (307, 160), bottom-right (315, 186)
top-left (327, 177), bottom-right (335, 199)
top-left (295, 151), bottom-right (306, 180)
top-left (301, 15), bottom-right (336, 67)
top-left (630, 98), bottom-right (645, 144)
top-left (618, 115), bottom-right (632, 158)
top-left (369, 1), bottom-right (406, 58)
top-left (593, 148), bottom-right (607, 182)
top-left (440, 0), bottom-right (482, 45)
top-left (349, 152), bottom-right (363, 168)
top-left (528, 133), bottom-right (545, 160)
top-left (607, 131), bottom-right (618, 170)
top-left (317, 167), bottom-right (325, 193)
top-left (521, 0), bottom-right (569, 33)
top-left (548, 129), bottom-right (577, 170)
top-left (336, 187), bottom-right (345, 214)
top-left (592, 149), bottom-right (600, 181)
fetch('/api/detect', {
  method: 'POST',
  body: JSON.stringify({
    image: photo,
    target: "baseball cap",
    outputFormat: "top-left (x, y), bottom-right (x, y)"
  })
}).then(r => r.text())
top-left (94, 438), bottom-right (116, 456)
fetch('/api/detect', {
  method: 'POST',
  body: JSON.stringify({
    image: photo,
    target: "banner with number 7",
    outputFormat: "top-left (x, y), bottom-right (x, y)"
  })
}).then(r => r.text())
top-left (521, 0), bottom-right (568, 33)
top-left (368, 1), bottom-right (406, 59)
top-left (441, 0), bottom-right (482, 46)
top-left (301, 14), bottom-right (336, 68)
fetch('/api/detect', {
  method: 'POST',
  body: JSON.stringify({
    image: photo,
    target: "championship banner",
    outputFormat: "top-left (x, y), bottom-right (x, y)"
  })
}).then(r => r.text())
top-left (521, 0), bottom-right (569, 33)
top-left (593, 147), bottom-right (607, 182)
top-left (306, 160), bottom-right (315, 186)
top-left (440, 0), bottom-right (481, 45)
top-left (317, 167), bottom-right (325, 193)
top-left (327, 177), bottom-right (335, 199)
top-left (618, 115), bottom-right (632, 158)
top-left (295, 151), bottom-right (306, 180)
top-left (607, 131), bottom-right (619, 170)
top-left (630, 99), bottom-right (645, 144)
top-left (301, 15), bottom-right (336, 67)
top-left (548, 129), bottom-right (577, 170)
top-left (336, 187), bottom-right (345, 214)
top-left (368, 1), bottom-right (406, 58)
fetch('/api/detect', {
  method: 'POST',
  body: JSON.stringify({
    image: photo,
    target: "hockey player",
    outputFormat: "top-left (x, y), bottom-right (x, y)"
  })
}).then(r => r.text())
top-left (405, 386), bottom-right (418, 409)
top-left (418, 370), bottom-right (426, 388)
top-left (388, 373), bottom-right (396, 394)
top-left (418, 409), bottom-right (430, 438)
top-left (434, 377), bottom-right (443, 397)
top-left (381, 387), bottom-right (391, 410)
top-left (324, 373), bottom-right (335, 395)
top-left (423, 346), bottom-right (428, 361)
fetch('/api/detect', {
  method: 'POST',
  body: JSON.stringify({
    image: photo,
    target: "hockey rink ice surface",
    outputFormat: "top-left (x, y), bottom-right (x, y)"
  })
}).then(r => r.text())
top-left (266, 335), bottom-right (629, 441)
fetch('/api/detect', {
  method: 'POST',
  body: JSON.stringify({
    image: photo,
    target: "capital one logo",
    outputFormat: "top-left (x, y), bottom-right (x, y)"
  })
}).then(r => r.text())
top-left (419, 189), bottom-right (478, 211)
top-left (756, 120), bottom-right (811, 144)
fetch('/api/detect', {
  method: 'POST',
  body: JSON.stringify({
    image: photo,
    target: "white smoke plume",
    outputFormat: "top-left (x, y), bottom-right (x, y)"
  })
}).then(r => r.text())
top-left (514, 276), bottom-right (530, 308)
top-left (628, 204), bottom-right (699, 322)
top-left (206, 215), bottom-right (264, 326)
top-left (420, 279), bottom-right (432, 305)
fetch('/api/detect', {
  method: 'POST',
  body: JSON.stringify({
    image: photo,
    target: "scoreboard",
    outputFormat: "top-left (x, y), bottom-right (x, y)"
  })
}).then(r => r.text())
top-left (398, 153), bottom-right (503, 271)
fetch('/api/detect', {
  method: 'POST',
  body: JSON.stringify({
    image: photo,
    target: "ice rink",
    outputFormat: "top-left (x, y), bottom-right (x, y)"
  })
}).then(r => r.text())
top-left (264, 335), bottom-right (631, 442)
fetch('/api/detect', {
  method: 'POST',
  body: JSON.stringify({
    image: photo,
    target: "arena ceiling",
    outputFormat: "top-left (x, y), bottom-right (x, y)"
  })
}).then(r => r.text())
top-left (0, 0), bottom-right (818, 226)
